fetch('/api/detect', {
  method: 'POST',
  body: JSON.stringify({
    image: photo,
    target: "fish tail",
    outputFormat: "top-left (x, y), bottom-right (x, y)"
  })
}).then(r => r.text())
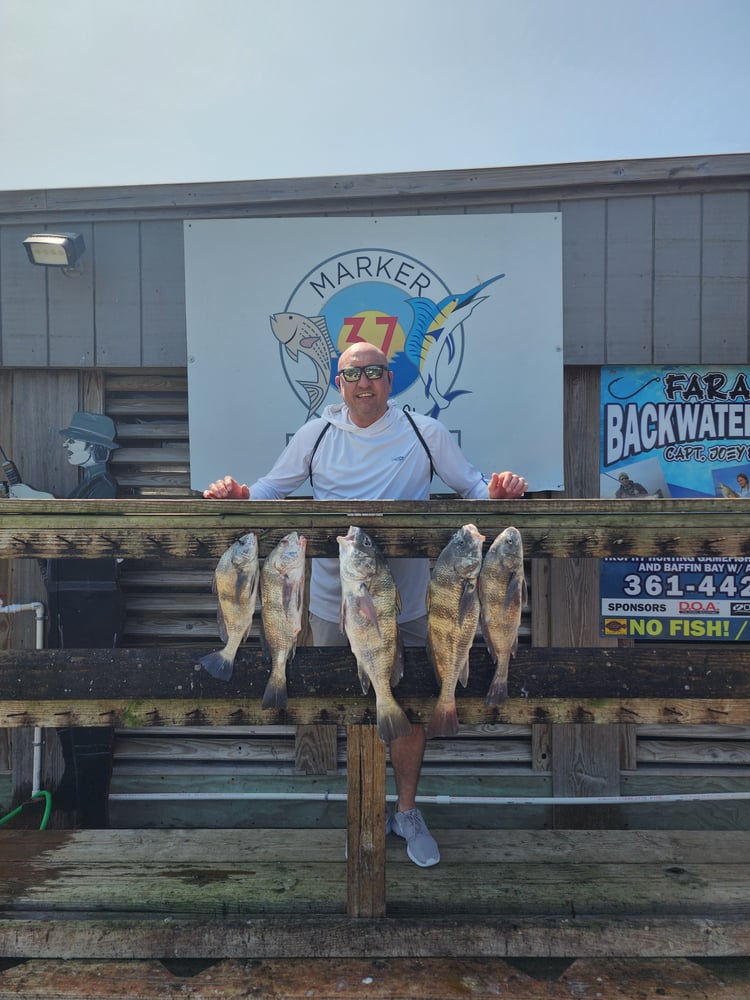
top-left (376, 699), bottom-right (413, 743)
top-left (198, 649), bottom-right (235, 682)
top-left (261, 672), bottom-right (288, 710)
top-left (427, 697), bottom-right (459, 739)
top-left (485, 667), bottom-right (509, 705)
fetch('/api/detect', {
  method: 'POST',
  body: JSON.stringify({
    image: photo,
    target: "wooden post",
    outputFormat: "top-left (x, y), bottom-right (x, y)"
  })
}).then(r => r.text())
top-left (346, 723), bottom-right (386, 918)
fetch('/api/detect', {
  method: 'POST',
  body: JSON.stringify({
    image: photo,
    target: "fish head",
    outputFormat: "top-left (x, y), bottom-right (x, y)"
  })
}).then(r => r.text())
top-left (269, 531), bottom-right (307, 574)
top-left (441, 523), bottom-right (485, 579)
top-left (488, 526), bottom-right (523, 565)
top-left (229, 532), bottom-right (258, 568)
top-left (270, 312), bottom-right (303, 348)
top-left (337, 525), bottom-right (380, 583)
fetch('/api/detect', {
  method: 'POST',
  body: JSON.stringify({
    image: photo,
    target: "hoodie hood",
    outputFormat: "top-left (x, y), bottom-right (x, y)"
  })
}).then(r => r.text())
top-left (320, 401), bottom-right (397, 435)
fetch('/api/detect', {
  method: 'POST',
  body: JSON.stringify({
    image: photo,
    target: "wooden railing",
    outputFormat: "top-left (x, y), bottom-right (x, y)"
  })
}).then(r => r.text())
top-left (1, 498), bottom-right (749, 927)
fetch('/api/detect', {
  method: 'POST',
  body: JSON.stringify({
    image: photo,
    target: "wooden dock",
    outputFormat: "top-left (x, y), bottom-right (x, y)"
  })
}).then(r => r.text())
top-left (2, 499), bottom-right (750, 997)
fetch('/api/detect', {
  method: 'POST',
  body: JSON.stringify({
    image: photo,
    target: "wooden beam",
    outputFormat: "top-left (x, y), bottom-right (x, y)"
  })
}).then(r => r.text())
top-left (1, 498), bottom-right (750, 559)
top-left (346, 725), bottom-right (386, 918)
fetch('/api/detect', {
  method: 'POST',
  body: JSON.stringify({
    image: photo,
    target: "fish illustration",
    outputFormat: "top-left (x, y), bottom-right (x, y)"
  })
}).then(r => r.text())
top-left (426, 523), bottom-right (485, 738)
top-left (404, 274), bottom-right (504, 417)
top-left (199, 533), bottom-right (259, 681)
top-left (270, 311), bottom-right (338, 418)
top-left (259, 531), bottom-right (307, 710)
top-left (478, 526), bottom-right (526, 705)
top-left (337, 525), bottom-right (412, 743)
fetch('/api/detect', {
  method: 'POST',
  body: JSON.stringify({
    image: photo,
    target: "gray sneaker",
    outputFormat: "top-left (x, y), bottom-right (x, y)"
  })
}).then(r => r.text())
top-left (390, 808), bottom-right (440, 868)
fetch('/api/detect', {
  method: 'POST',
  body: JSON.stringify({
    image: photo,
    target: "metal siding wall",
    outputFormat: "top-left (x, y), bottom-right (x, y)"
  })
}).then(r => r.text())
top-left (48, 223), bottom-right (95, 367)
top-left (94, 222), bottom-right (142, 366)
top-left (604, 197), bottom-right (654, 364)
top-left (141, 221), bottom-right (187, 366)
top-left (653, 194), bottom-right (702, 364)
top-left (561, 200), bottom-right (606, 364)
top-left (0, 224), bottom-right (48, 365)
top-left (701, 191), bottom-right (750, 363)
top-left (0, 164), bottom-right (748, 369)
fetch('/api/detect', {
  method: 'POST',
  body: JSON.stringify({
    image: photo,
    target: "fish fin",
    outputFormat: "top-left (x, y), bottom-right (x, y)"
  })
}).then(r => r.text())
top-left (298, 379), bottom-right (325, 415)
top-left (198, 650), bottom-right (234, 682)
top-left (391, 630), bottom-right (405, 687)
top-left (457, 578), bottom-right (478, 623)
top-left (215, 605), bottom-right (230, 645)
top-left (309, 315), bottom-right (334, 347)
top-left (354, 586), bottom-right (381, 633)
top-left (358, 666), bottom-right (371, 695)
top-left (427, 699), bottom-right (459, 739)
top-left (458, 655), bottom-right (470, 689)
top-left (261, 674), bottom-right (288, 710)
top-left (376, 701), bottom-right (413, 743)
top-left (503, 573), bottom-right (520, 609)
top-left (485, 668), bottom-right (509, 705)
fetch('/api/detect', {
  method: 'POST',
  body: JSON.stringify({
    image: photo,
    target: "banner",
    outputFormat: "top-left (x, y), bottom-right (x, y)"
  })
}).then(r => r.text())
top-left (600, 365), bottom-right (750, 642)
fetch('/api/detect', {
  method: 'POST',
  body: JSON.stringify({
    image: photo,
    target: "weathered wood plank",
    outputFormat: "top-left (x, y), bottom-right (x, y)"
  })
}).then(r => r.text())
top-left (1, 498), bottom-right (749, 560)
top-left (0, 913), bottom-right (747, 959)
top-left (1, 828), bottom-right (743, 865)
top-left (346, 725), bottom-right (386, 918)
top-left (1, 829), bottom-right (748, 921)
top-left (1, 913), bottom-right (746, 959)
top-left (0, 646), bottom-right (747, 702)
top-left (5, 697), bottom-right (749, 729)
top-left (552, 723), bottom-right (622, 828)
top-left (0, 956), bottom-right (741, 1000)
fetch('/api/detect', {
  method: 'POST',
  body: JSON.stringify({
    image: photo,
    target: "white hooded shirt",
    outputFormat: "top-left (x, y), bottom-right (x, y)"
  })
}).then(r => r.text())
top-left (249, 402), bottom-right (489, 624)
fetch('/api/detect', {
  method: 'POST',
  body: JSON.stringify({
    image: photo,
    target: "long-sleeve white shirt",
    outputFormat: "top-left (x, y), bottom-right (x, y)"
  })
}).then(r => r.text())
top-left (249, 401), bottom-right (489, 623)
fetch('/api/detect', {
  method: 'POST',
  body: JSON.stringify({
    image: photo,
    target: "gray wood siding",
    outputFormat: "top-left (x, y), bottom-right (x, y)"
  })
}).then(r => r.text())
top-left (0, 155), bottom-right (748, 368)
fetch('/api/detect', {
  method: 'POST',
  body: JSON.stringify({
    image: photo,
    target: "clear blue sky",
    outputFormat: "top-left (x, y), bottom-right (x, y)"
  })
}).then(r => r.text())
top-left (1, 0), bottom-right (748, 191)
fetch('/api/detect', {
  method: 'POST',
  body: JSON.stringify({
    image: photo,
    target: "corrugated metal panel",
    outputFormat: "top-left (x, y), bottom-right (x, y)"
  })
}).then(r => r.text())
top-left (0, 154), bottom-right (748, 368)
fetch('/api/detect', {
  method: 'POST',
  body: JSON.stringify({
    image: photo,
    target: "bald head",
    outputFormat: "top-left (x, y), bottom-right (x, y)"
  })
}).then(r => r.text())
top-left (337, 343), bottom-right (388, 372)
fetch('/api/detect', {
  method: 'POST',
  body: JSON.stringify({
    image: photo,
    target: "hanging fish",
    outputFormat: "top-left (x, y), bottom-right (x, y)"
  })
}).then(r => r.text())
top-left (199, 533), bottom-right (259, 681)
top-left (479, 526), bottom-right (526, 705)
top-left (259, 531), bottom-right (307, 709)
top-left (337, 525), bottom-right (412, 743)
top-left (426, 523), bottom-right (485, 738)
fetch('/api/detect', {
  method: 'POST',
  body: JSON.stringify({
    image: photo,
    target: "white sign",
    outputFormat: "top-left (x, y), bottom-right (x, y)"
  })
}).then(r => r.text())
top-left (184, 214), bottom-right (564, 494)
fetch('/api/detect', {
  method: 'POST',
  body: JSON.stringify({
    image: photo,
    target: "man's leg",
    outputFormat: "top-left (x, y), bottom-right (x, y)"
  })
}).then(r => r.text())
top-left (389, 723), bottom-right (425, 812)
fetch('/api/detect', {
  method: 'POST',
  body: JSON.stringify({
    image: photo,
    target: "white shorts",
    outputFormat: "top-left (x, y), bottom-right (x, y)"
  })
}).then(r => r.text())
top-left (309, 612), bottom-right (428, 648)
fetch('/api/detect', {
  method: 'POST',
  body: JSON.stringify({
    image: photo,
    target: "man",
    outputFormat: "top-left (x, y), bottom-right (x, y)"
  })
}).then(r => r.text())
top-left (204, 344), bottom-right (527, 867)
top-left (615, 471), bottom-right (649, 498)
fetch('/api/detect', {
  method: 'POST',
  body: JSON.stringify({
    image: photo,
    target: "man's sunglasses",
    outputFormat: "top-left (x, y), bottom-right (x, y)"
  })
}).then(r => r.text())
top-left (338, 365), bottom-right (389, 383)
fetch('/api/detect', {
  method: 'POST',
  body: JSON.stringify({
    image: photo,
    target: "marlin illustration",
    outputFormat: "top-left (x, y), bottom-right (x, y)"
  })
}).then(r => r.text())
top-left (270, 311), bottom-right (338, 419)
top-left (404, 273), bottom-right (505, 417)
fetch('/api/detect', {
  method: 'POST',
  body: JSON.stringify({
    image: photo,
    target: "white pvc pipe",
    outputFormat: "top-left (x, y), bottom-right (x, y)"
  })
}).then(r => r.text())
top-left (108, 790), bottom-right (750, 805)
top-left (0, 599), bottom-right (46, 795)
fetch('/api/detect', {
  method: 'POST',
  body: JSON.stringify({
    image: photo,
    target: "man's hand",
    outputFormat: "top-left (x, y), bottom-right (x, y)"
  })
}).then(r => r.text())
top-left (488, 471), bottom-right (527, 499)
top-left (203, 476), bottom-right (250, 500)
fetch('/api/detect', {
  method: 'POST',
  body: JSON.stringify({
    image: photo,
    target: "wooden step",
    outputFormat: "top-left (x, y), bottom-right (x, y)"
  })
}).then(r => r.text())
top-left (1, 829), bottom-right (749, 960)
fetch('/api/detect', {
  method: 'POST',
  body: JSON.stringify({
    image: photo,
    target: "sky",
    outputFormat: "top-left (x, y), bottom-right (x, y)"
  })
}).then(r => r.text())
top-left (1, 0), bottom-right (749, 192)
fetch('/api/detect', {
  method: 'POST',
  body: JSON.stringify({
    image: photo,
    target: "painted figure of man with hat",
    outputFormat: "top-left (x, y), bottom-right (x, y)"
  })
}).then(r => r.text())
top-left (7, 412), bottom-right (122, 826)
